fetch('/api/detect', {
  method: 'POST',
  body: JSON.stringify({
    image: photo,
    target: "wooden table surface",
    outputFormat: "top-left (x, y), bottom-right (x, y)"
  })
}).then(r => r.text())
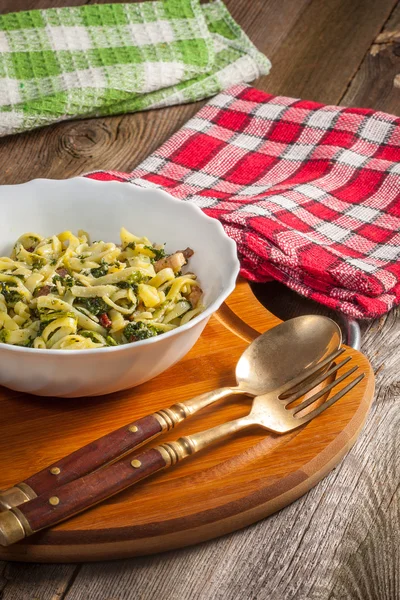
top-left (0, 1), bottom-right (399, 598)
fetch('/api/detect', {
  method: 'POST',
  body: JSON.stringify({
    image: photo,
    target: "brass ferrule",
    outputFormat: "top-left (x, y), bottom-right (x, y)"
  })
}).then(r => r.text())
top-left (0, 510), bottom-right (27, 546)
top-left (153, 403), bottom-right (189, 432)
top-left (155, 437), bottom-right (195, 467)
top-left (0, 483), bottom-right (37, 512)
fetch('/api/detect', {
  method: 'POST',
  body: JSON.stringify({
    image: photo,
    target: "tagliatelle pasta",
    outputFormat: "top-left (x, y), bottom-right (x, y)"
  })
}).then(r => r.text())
top-left (0, 228), bottom-right (204, 350)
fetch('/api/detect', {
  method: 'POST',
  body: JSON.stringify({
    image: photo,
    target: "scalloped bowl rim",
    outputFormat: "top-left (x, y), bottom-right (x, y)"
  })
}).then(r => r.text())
top-left (0, 177), bottom-right (240, 355)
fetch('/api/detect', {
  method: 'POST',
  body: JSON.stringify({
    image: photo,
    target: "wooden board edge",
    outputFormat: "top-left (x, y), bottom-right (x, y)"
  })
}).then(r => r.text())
top-left (0, 360), bottom-right (374, 563)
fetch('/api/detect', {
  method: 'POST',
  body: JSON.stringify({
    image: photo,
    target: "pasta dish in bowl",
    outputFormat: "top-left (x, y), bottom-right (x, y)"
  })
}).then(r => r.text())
top-left (0, 228), bottom-right (204, 350)
top-left (0, 177), bottom-right (239, 397)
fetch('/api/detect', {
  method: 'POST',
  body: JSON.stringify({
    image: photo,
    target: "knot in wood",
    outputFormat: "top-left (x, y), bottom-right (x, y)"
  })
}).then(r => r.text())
top-left (60, 123), bottom-right (111, 158)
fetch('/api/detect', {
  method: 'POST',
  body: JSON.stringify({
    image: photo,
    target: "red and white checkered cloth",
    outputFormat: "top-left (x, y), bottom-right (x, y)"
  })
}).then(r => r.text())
top-left (86, 84), bottom-right (400, 319)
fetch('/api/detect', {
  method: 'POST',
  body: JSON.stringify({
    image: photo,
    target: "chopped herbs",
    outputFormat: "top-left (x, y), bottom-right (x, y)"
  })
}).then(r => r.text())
top-left (0, 330), bottom-right (9, 343)
top-left (0, 282), bottom-right (21, 306)
top-left (90, 261), bottom-right (109, 278)
top-left (116, 271), bottom-right (148, 291)
top-left (106, 336), bottom-right (117, 346)
top-left (123, 321), bottom-right (158, 342)
top-left (81, 331), bottom-right (99, 343)
top-left (128, 271), bottom-right (148, 284)
top-left (31, 259), bottom-right (45, 270)
top-left (127, 242), bottom-right (136, 250)
top-left (18, 338), bottom-right (34, 348)
top-left (79, 297), bottom-right (109, 316)
top-left (38, 321), bottom-right (47, 335)
top-left (144, 245), bottom-right (166, 261)
top-left (53, 274), bottom-right (76, 289)
top-left (116, 281), bottom-right (133, 290)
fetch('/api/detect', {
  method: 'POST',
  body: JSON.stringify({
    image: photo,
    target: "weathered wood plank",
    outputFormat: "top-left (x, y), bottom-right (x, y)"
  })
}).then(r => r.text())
top-left (341, 2), bottom-right (400, 113)
top-left (0, 562), bottom-right (78, 600)
top-left (264, 0), bottom-right (398, 104)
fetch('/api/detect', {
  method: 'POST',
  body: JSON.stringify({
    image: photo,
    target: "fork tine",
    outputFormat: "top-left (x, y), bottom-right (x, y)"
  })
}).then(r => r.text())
top-left (294, 373), bottom-right (365, 424)
top-left (292, 365), bottom-right (359, 414)
top-left (278, 348), bottom-right (345, 397)
top-left (281, 356), bottom-right (352, 404)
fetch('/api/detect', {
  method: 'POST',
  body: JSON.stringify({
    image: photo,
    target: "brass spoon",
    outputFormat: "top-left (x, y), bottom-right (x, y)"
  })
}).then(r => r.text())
top-left (179, 314), bottom-right (342, 411)
top-left (0, 315), bottom-right (341, 512)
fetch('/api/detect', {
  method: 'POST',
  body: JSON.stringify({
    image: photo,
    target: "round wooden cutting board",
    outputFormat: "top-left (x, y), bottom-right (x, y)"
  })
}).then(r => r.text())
top-left (0, 281), bottom-right (374, 563)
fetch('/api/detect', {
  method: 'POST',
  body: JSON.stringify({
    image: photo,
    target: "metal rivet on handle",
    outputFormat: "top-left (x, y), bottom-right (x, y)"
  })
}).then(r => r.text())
top-left (129, 425), bottom-right (138, 433)
top-left (131, 460), bottom-right (142, 468)
top-left (50, 467), bottom-right (61, 475)
top-left (49, 496), bottom-right (60, 506)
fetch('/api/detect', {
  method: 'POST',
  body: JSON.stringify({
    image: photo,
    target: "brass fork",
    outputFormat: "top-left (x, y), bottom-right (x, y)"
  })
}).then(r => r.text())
top-left (0, 348), bottom-right (364, 546)
top-left (156, 348), bottom-right (364, 463)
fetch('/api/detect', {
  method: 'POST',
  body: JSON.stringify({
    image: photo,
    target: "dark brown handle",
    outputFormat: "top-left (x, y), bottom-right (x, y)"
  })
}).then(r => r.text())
top-left (24, 415), bottom-right (162, 495)
top-left (16, 448), bottom-right (167, 536)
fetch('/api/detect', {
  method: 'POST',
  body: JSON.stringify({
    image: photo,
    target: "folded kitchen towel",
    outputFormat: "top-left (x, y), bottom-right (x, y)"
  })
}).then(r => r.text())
top-left (87, 84), bottom-right (400, 319)
top-left (0, 0), bottom-right (270, 137)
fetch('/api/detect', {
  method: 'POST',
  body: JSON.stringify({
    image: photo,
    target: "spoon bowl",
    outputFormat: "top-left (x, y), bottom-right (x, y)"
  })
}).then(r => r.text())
top-left (182, 315), bottom-right (342, 416)
top-left (235, 316), bottom-right (342, 396)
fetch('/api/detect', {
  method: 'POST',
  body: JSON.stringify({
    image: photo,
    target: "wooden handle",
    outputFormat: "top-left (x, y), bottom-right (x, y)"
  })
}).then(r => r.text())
top-left (0, 415), bottom-right (163, 510)
top-left (6, 448), bottom-right (167, 541)
top-left (0, 387), bottom-right (238, 512)
top-left (1, 415), bottom-right (245, 544)
top-left (0, 386), bottom-right (240, 511)
top-left (26, 415), bottom-right (163, 492)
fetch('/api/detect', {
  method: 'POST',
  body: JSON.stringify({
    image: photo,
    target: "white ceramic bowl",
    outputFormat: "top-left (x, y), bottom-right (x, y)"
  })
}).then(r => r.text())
top-left (0, 178), bottom-right (239, 398)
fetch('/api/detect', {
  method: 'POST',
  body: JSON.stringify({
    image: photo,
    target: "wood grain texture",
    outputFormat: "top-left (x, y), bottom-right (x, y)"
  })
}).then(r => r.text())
top-left (0, 281), bottom-right (374, 562)
top-left (342, 2), bottom-right (400, 112)
top-left (245, 0), bottom-right (398, 103)
top-left (0, 0), bottom-right (399, 598)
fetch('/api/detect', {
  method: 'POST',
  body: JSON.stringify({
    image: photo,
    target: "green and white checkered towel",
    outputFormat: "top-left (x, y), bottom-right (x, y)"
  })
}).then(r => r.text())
top-left (0, 0), bottom-right (270, 137)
